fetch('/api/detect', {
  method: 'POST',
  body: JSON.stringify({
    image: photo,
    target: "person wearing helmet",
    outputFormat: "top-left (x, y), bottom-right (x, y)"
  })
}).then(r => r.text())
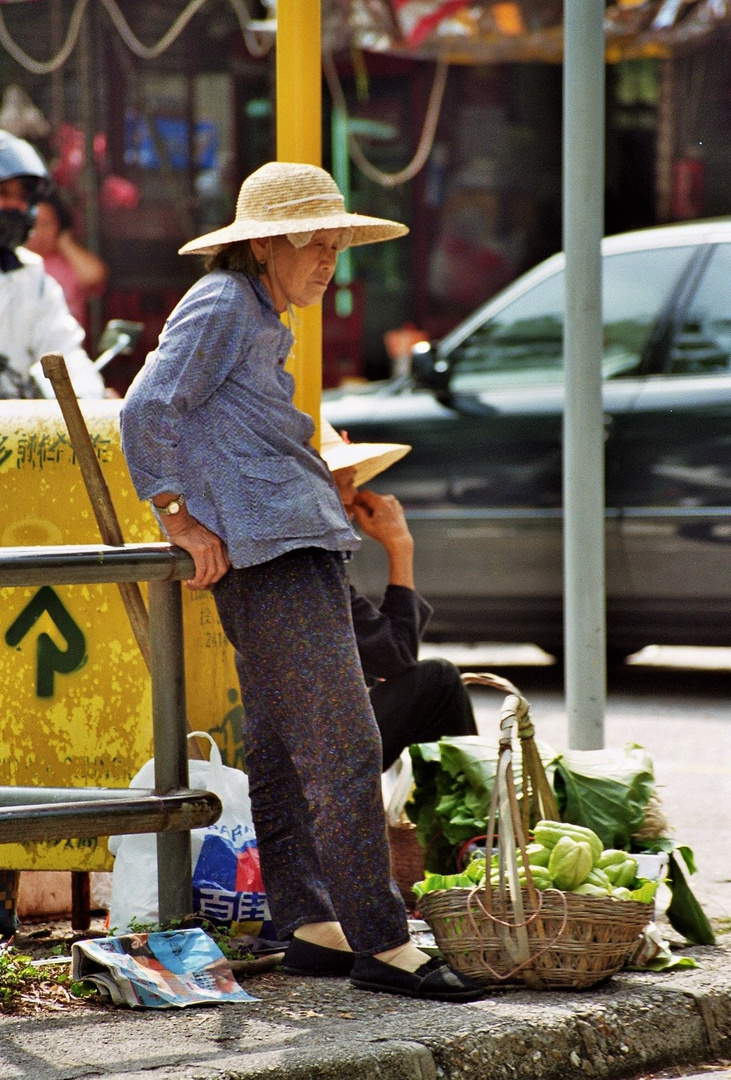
top-left (0, 130), bottom-right (105, 941)
top-left (0, 129), bottom-right (105, 399)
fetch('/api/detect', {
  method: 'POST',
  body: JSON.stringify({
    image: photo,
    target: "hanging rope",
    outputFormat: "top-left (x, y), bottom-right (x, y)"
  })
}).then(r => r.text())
top-left (0, 0), bottom-right (442, 187)
top-left (99, 0), bottom-right (213, 60)
top-left (0, 0), bottom-right (89, 76)
top-left (0, 0), bottom-right (272, 75)
top-left (323, 50), bottom-right (449, 189)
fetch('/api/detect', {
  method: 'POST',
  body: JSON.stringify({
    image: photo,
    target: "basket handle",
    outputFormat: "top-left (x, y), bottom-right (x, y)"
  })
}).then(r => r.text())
top-left (461, 671), bottom-right (523, 697)
top-left (461, 672), bottom-right (559, 827)
top-left (459, 673), bottom-right (564, 986)
top-left (465, 885), bottom-right (568, 985)
top-left (483, 700), bottom-right (538, 963)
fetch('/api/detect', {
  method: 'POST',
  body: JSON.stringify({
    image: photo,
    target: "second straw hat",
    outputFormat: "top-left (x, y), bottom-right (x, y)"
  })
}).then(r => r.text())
top-left (179, 161), bottom-right (408, 256)
top-left (320, 418), bottom-right (411, 488)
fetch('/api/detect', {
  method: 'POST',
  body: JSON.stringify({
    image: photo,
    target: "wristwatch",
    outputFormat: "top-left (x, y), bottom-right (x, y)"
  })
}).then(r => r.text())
top-left (154, 494), bottom-right (186, 516)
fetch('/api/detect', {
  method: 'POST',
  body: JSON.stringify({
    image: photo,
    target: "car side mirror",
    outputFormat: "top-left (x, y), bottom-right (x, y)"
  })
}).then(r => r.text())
top-left (410, 340), bottom-right (450, 394)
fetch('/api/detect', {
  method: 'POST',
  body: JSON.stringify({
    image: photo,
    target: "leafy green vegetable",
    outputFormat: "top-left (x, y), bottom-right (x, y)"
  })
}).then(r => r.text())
top-left (634, 835), bottom-right (674, 854)
top-left (407, 735), bottom-right (556, 872)
top-left (630, 953), bottom-right (698, 972)
top-left (666, 851), bottom-right (716, 945)
top-left (412, 859), bottom-right (485, 899)
top-left (675, 844), bottom-right (697, 876)
top-left (551, 743), bottom-right (655, 849)
top-left (629, 878), bottom-right (660, 904)
top-left (405, 735), bottom-right (714, 947)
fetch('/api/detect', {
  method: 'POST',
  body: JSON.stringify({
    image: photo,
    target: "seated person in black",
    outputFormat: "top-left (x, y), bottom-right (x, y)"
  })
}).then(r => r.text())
top-left (319, 419), bottom-right (477, 770)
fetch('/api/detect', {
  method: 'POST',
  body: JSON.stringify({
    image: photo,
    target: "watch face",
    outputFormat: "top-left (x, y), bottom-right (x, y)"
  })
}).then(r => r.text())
top-left (157, 497), bottom-right (183, 515)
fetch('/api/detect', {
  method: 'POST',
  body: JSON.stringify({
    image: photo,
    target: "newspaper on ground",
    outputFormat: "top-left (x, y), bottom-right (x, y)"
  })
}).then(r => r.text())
top-left (71, 927), bottom-right (258, 1008)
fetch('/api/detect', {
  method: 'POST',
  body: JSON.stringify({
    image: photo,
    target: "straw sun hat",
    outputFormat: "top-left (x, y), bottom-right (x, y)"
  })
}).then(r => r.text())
top-left (320, 418), bottom-right (411, 488)
top-left (179, 161), bottom-right (409, 256)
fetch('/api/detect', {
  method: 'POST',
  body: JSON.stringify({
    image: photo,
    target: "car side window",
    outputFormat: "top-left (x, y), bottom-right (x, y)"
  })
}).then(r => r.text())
top-left (449, 273), bottom-right (564, 393)
top-left (666, 243), bottom-right (731, 374)
top-left (449, 245), bottom-right (694, 392)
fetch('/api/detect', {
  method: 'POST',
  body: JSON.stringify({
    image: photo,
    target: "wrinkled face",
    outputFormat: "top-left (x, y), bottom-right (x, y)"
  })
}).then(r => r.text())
top-left (252, 228), bottom-right (350, 311)
top-left (331, 465), bottom-right (358, 514)
top-left (25, 201), bottom-right (60, 256)
top-left (0, 178), bottom-right (29, 213)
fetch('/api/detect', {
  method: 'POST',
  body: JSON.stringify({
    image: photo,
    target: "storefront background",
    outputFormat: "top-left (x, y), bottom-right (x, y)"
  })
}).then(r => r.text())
top-left (0, 3), bottom-right (730, 386)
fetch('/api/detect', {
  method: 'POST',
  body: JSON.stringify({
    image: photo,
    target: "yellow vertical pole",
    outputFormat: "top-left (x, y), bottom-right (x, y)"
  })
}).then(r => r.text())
top-left (276, 0), bottom-right (322, 448)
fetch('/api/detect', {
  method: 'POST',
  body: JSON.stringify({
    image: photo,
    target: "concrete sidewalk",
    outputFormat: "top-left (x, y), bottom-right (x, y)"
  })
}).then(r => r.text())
top-left (1, 935), bottom-right (729, 1080)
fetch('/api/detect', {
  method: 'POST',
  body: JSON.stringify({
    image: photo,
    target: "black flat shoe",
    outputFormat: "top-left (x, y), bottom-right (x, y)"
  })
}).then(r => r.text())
top-left (281, 936), bottom-right (355, 977)
top-left (349, 956), bottom-right (483, 1002)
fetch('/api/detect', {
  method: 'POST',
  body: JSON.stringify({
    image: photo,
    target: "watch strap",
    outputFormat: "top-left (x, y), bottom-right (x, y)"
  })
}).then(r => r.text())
top-left (154, 494), bottom-right (185, 516)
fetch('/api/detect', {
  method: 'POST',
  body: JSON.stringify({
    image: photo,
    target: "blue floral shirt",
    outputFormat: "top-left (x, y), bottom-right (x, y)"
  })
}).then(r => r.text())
top-left (120, 270), bottom-right (359, 568)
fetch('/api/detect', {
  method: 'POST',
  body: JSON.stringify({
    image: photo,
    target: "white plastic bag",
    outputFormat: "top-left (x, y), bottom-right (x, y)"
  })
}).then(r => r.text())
top-left (108, 732), bottom-right (271, 935)
top-left (382, 747), bottom-right (414, 827)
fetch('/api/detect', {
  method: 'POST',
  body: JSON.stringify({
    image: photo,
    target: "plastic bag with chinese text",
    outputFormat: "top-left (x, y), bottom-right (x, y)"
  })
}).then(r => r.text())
top-left (108, 731), bottom-right (272, 937)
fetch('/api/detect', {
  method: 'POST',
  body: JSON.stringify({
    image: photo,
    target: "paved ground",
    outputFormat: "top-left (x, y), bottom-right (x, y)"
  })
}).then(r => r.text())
top-left (0, 934), bottom-right (729, 1080)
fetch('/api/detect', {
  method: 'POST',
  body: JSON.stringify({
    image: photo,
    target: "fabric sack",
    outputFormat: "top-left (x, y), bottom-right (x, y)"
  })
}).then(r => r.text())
top-left (108, 731), bottom-right (272, 936)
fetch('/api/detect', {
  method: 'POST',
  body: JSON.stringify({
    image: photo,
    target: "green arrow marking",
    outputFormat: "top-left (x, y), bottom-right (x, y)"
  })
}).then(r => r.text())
top-left (5, 586), bottom-right (87, 697)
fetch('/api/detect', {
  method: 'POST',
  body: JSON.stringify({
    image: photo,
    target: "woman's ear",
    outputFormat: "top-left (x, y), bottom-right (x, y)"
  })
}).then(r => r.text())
top-left (250, 236), bottom-right (268, 264)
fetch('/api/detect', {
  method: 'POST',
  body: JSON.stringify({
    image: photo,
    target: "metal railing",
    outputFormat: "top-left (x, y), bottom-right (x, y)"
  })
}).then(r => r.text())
top-left (0, 542), bottom-right (222, 923)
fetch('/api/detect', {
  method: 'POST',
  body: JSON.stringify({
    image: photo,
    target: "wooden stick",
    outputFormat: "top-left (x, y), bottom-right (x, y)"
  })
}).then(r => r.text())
top-left (40, 352), bottom-right (205, 760)
top-left (41, 352), bottom-right (151, 668)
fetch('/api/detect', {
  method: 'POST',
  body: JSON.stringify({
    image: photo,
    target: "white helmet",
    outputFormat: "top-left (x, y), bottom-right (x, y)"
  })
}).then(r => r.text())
top-left (0, 129), bottom-right (51, 253)
top-left (0, 128), bottom-right (49, 205)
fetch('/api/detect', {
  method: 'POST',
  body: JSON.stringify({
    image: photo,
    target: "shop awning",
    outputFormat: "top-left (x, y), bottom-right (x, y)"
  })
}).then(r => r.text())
top-left (2, 2), bottom-right (729, 68)
top-left (331, 0), bottom-right (731, 63)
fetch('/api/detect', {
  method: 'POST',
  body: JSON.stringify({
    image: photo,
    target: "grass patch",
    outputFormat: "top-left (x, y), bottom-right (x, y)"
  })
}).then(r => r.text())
top-left (0, 946), bottom-right (95, 1013)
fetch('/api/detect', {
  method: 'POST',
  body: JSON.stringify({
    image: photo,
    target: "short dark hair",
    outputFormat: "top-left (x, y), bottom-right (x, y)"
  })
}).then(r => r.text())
top-left (205, 240), bottom-right (260, 276)
top-left (41, 188), bottom-right (75, 232)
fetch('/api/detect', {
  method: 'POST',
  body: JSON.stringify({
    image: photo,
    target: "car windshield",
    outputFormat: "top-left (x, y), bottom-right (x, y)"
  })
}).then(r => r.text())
top-left (448, 245), bottom-right (695, 393)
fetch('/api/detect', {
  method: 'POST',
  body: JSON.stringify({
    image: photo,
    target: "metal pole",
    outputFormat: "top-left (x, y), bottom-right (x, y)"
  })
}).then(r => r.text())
top-left (148, 579), bottom-right (193, 923)
top-left (0, 792), bottom-right (219, 844)
top-left (562, 1), bottom-right (606, 750)
top-left (78, 3), bottom-right (103, 349)
top-left (332, 106), bottom-right (353, 289)
top-left (0, 544), bottom-right (220, 875)
top-left (0, 543), bottom-right (195, 587)
top-left (50, 0), bottom-right (64, 133)
top-left (276, 0), bottom-right (323, 446)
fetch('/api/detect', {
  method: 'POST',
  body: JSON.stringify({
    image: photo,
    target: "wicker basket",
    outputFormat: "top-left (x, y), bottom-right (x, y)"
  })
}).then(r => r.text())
top-left (418, 672), bottom-right (652, 990)
top-left (419, 886), bottom-right (651, 989)
top-left (387, 670), bottom-right (559, 906)
top-left (388, 822), bottom-right (424, 909)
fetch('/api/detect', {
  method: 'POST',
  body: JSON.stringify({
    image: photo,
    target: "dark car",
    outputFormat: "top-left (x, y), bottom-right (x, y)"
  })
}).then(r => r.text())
top-left (322, 220), bottom-right (731, 658)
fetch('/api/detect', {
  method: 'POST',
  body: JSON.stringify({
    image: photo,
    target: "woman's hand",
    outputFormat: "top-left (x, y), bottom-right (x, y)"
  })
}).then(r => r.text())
top-left (158, 508), bottom-right (230, 590)
top-left (352, 489), bottom-right (415, 589)
top-left (352, 489), bottom-right (411, 546)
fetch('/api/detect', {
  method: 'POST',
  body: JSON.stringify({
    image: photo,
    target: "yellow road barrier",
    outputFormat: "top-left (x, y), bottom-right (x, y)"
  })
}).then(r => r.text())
top-left (0, 400), bottom-right (242, 871)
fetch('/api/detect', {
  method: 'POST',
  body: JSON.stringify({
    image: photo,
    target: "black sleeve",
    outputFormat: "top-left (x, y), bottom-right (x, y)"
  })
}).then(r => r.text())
top-left (350, 584), bottom-right (433, 683)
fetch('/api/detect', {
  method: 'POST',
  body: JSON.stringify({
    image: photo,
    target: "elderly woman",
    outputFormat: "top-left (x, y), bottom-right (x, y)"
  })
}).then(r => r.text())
top-left (120, 162), bottom-right (481, 1002)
